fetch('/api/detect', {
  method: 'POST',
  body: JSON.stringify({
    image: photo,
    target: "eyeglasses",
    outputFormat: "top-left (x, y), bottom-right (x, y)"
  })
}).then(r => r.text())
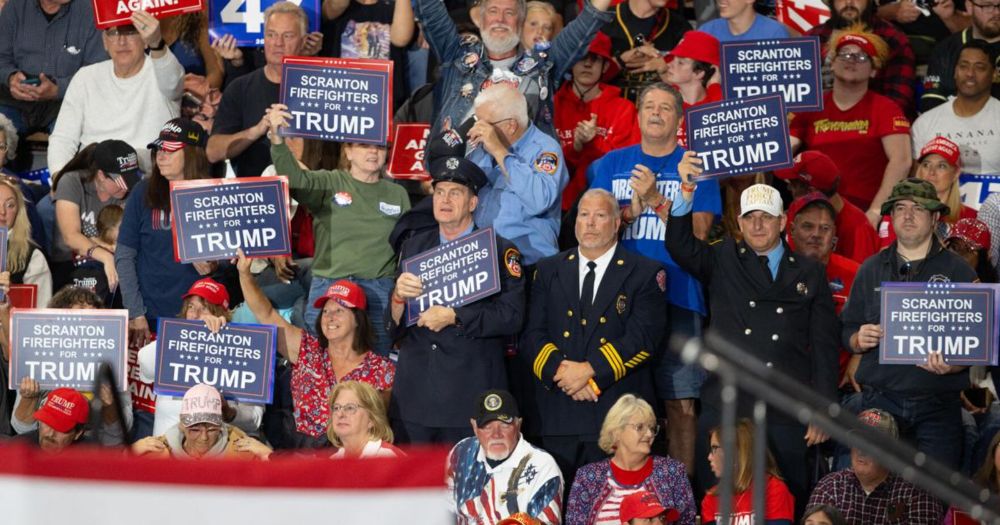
top-left (709, 444), bottom-right (723, 455)
top-left (626, 422), bottom-right (660, 436)
top-left (105, 27), bottom-right (140, 38)
top-left (970, 0), bottom-right (1000, 11)
top-left (835, 52), bottom-right (871, 64)
top-left (331, 403), bottom-right (361, 415)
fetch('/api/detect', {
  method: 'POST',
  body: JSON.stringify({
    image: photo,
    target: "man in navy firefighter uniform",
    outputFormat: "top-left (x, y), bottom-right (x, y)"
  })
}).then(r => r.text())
top-left (389, 156), bottom-right (526, 445)
top-left (522, 188), bottom-right (667, 480)
top-left (664, 153), bottom-right (840, 514)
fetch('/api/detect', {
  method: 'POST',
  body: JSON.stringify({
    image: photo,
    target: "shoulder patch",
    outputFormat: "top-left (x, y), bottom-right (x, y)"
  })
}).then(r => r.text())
top-left (534, 152), bottom-right (559, 175)
top-left (656, 269), bottom-right (667, 292)
top-left (504, 247), bottom-right (522, 278)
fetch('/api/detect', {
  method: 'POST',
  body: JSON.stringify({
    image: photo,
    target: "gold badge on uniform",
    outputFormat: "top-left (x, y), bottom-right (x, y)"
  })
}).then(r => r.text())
top-left (616, 294), bottom-right (627, 314)
top-left (796, 282), bottom-right (809, 296)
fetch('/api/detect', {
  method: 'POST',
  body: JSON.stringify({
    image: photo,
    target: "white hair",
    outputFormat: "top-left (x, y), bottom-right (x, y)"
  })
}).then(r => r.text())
top-left (0, 114), bottom-right (16, 161)
top-left (473, 85), bottom-right (529, 129)
top-left (264, 1), bottom-right (308, 36)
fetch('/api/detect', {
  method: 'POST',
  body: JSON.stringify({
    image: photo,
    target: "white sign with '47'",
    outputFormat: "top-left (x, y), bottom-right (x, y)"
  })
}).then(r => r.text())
top-left (209, 0), bottom-right (320, 46)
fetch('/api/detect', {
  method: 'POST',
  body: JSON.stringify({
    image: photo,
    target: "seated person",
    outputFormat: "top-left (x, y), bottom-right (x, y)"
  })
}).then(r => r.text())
top-left (327, 380), bottom-right (402, 458)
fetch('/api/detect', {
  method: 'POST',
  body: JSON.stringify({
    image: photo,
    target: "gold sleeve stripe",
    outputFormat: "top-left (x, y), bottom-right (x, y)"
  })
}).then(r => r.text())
top-left (533, 344), bottom-right (558, 379)
top-left (624, 351), bottom-right (651, 369)
top-left (600, 343), bottom-right (626, 381)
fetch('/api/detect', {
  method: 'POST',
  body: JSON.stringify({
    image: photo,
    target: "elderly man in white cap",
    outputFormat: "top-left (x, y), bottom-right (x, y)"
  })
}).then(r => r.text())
top-left (661, 152), bottom-right (840, 513)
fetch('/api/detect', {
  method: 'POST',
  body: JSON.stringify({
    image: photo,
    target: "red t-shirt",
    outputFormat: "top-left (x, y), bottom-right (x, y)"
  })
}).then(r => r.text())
top-left (835, 200), bottom-right (879, 264)
top-left (789, 91), bottom-right (910, 210)
top-left (877, 205), bottom-right (978, 248)
top-left (677, 83), bottom-right (723, 149)
top-left (553, 83), bottom-right (640, 210)
top-left (701, 476), bottom-right (795, 524)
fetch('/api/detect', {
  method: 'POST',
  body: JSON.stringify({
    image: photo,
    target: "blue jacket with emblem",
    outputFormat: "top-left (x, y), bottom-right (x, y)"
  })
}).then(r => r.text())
top-left (413, 0), bottom-right (613, 139)
top-left (521, 244), bottom-right (666, 437)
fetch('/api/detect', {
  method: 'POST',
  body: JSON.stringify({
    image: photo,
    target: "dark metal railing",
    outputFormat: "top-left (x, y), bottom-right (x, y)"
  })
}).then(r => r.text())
top-left (677, 331), bottom-right (1000, 525)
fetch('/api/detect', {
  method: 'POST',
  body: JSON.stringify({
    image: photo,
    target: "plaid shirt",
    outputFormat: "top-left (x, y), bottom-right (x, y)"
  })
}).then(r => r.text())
top-left (806, 18), bottom-right (917, 119)
top-left (807, 469), bottom-right (944, 524)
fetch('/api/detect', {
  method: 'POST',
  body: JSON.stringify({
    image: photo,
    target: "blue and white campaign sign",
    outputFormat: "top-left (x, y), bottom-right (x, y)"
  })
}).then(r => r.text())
top-left (208, 0), bottom-right (320, 46)
top-left (280, 56), bottom-right (393, 145)
top-left (401, 228), bottom-right (501, 326)
top-left (721, 37), bottom-right (823, 112)
top-left (959, 173), bottom-right (1000, 210)
top-left (8, 309), bottom-right (128, 390)
top-left (686, 94), bottom-right (793, 179)
top-left (170, 176), bottom-right (291, 263)
top-left (154, 319), bottom-right (277, 404)
top-left (880, 282), bottom-right (998, 366)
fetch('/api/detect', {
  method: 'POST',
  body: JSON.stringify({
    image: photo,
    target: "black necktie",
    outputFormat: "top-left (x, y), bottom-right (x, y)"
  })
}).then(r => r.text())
top-left (581, 261), bottom-right (597, 312)
top-left (759, 255), bottom-right (773, 283)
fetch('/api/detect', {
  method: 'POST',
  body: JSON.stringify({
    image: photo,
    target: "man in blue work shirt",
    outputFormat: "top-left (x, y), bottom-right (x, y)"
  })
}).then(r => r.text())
top-left (0, 0), bottom-right (106, 135)
top-left (587, 82), bottom-right (720, 476)
top-left (413, 0), bottom-right (614, 140)
top-left (468, 85), bottom-right (568, 267)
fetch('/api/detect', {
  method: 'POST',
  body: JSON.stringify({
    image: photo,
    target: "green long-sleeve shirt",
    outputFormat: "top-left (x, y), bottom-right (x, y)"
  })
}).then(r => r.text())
top-left (271, 142), bottom-right (410, 279)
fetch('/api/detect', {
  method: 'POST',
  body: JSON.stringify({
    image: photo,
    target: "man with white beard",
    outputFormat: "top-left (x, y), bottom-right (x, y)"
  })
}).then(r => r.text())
top-left (446, 389), bottom-right (564, 524)
top-left (413, 0), bottom-right (614, 140)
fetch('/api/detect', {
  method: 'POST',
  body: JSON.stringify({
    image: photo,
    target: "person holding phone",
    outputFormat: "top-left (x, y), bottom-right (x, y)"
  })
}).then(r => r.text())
top-left (0, 0), bottom-right (107, 135)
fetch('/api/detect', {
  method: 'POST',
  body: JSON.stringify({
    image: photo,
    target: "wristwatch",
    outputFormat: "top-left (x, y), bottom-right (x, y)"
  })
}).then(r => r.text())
top-left (150, 39), bottom-right (166, 51)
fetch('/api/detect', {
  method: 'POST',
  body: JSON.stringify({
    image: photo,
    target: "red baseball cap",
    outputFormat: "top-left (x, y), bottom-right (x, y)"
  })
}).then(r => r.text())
top-left (947, 218), bottom-right (991, 252)
top-left (786, 191), bottom-right (836, 225)
top-left (919, 136), bottom-right (962, 169)
top-left (836, 33), bottom-right (877, 59)
top-left (585, 32), bottom-right (620, 81)
top-left (182, 278), bottom-right (230, 309)
top-left (664, 31), bottom-right (720, 67)
top-left (619, 491), bottom-right (680, 523)
top-left (33, 388), bottom-right (90, 433)
top-left (773, 150), bottom-right (840, 193)
top-left (313, 280), bottom-right (367, 310)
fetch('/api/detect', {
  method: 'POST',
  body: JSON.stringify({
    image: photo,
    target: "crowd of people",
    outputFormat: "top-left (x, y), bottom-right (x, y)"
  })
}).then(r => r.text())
top-left (1, 0), bottom-right (999, 521)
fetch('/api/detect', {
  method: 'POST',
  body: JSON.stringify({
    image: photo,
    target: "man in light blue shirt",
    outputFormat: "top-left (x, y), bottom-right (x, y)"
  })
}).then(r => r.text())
top-left (467, 85), bottom-right (568, 266)
top-left (699, 0), bottom-right (790, 42)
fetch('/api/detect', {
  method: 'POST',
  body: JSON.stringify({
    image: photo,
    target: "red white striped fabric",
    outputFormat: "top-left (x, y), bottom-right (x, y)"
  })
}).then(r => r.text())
top-left (0, 442), bottom-right (451, 524)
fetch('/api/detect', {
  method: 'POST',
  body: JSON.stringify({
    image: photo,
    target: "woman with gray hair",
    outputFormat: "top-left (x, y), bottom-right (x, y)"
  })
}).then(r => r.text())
top-left (0, 114), bottom-right (17, 174)
top-left (565, 394), bottom-right (696, 524)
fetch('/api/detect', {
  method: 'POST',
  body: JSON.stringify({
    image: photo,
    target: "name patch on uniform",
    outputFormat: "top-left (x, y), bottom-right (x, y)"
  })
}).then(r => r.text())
top-left (534, 152), bottom-right (559, 175)
top-left (879, 282), bottom-right (998, 366)
top-left (401, 227), bottom-right (502, 326)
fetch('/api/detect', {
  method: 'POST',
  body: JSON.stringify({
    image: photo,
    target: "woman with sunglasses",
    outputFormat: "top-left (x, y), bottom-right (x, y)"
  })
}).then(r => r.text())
top-left (566, 394), bottom-right (696, 525)
top-left (326, 380), bottom-right (402, 458)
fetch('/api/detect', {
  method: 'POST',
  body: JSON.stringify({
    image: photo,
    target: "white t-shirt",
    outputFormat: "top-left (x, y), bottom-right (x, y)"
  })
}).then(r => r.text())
top-left (911, 97), bottom-right (1000, 175)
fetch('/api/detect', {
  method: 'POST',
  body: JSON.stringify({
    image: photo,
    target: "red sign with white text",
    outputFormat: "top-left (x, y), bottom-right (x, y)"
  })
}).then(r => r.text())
top-left (388, 124), bottom-right (431, 181)
top-left (776, 0), bottom-right (830, 34)
top-left (92, 0), bottom-right (205, 29)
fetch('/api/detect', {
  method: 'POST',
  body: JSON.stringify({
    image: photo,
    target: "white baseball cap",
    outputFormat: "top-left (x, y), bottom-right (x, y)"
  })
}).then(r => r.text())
top-left (740, 184), bottom-right (783, 217)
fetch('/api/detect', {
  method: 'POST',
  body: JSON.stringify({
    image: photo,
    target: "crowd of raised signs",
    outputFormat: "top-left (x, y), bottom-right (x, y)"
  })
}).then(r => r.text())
top-left (0, 0), bottom-right (1000, 521)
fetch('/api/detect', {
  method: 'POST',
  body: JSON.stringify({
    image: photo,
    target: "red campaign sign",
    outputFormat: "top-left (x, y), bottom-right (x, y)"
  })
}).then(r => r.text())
top-left (775, 0), bottom-right (830, 34)
top-left (8, 284), bottom-right (36, 309)
top-left (92, 0), bottom-right (206, 29)
top-left (388, 124), bottom-right (431, 181)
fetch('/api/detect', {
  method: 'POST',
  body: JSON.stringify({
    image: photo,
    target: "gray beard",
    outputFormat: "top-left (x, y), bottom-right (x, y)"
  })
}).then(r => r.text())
top-left (483, 31), bottom-right (520, 56)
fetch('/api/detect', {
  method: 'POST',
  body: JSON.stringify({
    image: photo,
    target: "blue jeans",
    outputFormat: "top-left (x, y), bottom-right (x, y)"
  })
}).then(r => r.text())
top-left (861, 388), bottom-right (964, 470)
top-left (305, 275), bottom-right (394, 357)
top-left (654, 305), bottom-right (705, 399)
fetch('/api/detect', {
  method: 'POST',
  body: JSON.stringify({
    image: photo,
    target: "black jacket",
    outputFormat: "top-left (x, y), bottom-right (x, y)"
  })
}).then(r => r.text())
top-left (522, 244), bottom-right (666, 437)
top-left (388, 227), bottom-right (525, 428)
top-left (841, 237), bottom-right (977, 394)
top-left (665, 211), bottom-right (840, 410)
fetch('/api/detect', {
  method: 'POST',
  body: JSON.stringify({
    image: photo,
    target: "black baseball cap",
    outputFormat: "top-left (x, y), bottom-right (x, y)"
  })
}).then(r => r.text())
top-left (147, 118), bottom-right (207, 151)
top-left (473, 389), bottom-right (519, 427)
top-left (426, 118), bottom-right (475, 166)
top-left (93, 139), bottom-right (140, 189)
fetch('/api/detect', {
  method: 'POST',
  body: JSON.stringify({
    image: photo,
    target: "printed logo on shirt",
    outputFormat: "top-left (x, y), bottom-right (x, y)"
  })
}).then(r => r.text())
top-left (334, 192), bottom-right (353, 207)
top-left (534, 152), bottom-right (559, 175)
top-left (379, 202), bottom-right (402, 216)
top-left (813, 118), bottom-right (869, 135)
top-left (892, 116), bottom-right (911, 132)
